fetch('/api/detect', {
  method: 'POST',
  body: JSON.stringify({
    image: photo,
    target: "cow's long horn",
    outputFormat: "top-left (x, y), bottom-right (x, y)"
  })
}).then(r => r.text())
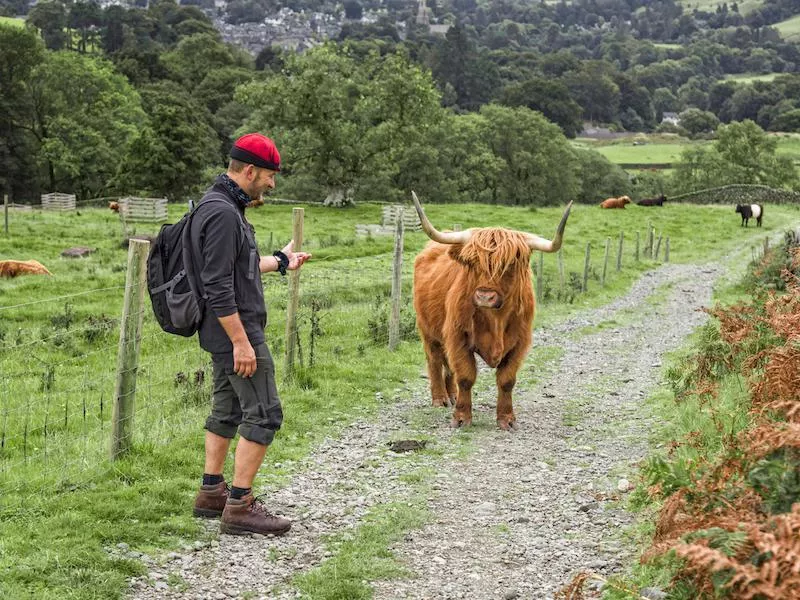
top-left (411, 191), bottom-right (472, 244)
top-left (524, 201), bottom-right (573, 252)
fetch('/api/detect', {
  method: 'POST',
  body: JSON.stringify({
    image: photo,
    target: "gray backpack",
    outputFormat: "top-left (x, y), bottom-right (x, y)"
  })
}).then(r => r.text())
top-left (147, 195), bottom-right (246, 336)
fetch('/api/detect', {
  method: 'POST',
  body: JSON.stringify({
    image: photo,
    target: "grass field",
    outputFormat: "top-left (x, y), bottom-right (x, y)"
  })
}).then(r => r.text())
top-left (0, 15), bottom-right (24, 27)
top-left (577, 133), bottom-right (800, 169)
top-left (724, 72), bottom-right (781, 83)
top-left (678, 0), bottom-right (762, 14)
top-left (774, 13), bottom-right (800, 41)
top-left (1, 200), bottom-right (796, 598)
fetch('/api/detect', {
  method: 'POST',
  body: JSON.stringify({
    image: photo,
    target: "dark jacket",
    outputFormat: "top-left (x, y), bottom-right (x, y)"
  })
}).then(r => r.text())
top-left (189, 176), bottom-right (266, 357)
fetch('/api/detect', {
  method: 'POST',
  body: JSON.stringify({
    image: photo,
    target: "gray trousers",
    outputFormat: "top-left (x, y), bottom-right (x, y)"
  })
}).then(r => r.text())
top-left (205, 343), bottom-right (283, 446)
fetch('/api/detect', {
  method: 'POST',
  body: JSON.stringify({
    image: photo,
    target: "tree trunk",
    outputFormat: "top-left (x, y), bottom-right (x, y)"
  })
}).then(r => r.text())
top-left (323, 187), bottom-right (355, 207)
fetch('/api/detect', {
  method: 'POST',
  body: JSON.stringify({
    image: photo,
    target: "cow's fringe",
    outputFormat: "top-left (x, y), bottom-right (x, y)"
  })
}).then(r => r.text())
top-left (459, 228), bottom-right (533, 312)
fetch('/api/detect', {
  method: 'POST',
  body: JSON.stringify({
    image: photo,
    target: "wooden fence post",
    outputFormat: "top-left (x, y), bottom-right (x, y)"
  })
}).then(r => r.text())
top-left (111, 239), bottom-right (149, 459)
top-left (601, 237), bottom-right (611, 286)
top-left (654, 234), bottom-right (663, 261)
top-left (389, 211), bottom-right (404, 351)
top-left (763, 237), bottom-right (769, 257)
top-left (665, 237), bottom-right (670, 263)
top-left (284, 208), bottom-right (304, 379)
top-left (635, 231), bottom-right (640, 262)
top-left (582, 242), bottom-right (591, 292)
top-left (616, 231), bottom-right (623, 272)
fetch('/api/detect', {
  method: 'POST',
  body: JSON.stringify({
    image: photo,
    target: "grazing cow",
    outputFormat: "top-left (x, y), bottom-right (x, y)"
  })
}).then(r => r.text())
top-left (0, 259), bottom-right (52, 278)
top-left (735, 203), bottom-right (763, 227)
top-left (411, 191), bottom-right (572, 431)
top-left (600, 195), bottom-right (631, 209)
top-left (637, 195), bottom-right (666, 207)
top-left (108, 201), bottom-right (120, 212)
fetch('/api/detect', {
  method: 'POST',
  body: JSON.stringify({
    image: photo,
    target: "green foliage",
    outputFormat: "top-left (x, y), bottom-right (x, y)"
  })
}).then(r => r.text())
top-left (742, 230), bottom-right (800, 293)
top-left (118, 80), bottom-right (220, 200)
top-left (678, 108), bottom-right (720, 138)
top-left (664, 321), bottom-right (731, 399)
top-left (642, 453), bottom-right (696, 497)
top-left (366, 295), bottom-right (418, 346)
top-left (685, 527), bottom-right (749, 558)
top-left (747, 449), bottom-right (800, 514)
top-left (572, 147), bottom-right (632, 203)
top-left (671, 120), bottom-right (798, 193)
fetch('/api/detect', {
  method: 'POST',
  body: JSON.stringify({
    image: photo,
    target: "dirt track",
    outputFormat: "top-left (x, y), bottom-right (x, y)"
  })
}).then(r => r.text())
top-left (129, 260), bottom-right (730, 600)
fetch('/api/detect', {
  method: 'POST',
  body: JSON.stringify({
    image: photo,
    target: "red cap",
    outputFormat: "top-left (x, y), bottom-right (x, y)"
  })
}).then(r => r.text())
top-left (229, 133), bottom-right (281, 171)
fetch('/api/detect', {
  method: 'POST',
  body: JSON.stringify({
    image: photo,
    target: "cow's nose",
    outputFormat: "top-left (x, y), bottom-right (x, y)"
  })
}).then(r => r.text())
top-left (474, 288), bottom-right (500, 308)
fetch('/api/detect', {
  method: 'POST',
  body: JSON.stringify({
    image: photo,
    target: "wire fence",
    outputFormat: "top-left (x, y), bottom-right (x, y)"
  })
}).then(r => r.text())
top-left (0, 205), bottom-right (681, 499)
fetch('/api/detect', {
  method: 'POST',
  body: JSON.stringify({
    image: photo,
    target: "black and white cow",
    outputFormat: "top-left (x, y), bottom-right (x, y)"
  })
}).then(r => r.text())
top-left (735, 203), bottom-right (763, 227)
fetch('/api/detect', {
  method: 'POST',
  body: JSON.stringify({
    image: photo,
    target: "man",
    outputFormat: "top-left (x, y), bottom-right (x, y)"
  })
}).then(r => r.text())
top-left (191, 133), bottom-right (310, 536)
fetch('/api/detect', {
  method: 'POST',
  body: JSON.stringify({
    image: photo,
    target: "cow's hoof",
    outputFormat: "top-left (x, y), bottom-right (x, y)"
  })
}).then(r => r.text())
top-left (432, 398), bottom-right (449, 408)
top-left (497, 419), bottom-right (518, 432)
top-left (450, 416), bottom-right (472, 428)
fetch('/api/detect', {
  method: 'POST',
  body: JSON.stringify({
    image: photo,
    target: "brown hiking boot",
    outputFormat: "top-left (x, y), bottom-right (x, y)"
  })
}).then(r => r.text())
top-left (193, 481), bottom-right (229, 518)
top-left (219, 493), bottom-right (291, 536)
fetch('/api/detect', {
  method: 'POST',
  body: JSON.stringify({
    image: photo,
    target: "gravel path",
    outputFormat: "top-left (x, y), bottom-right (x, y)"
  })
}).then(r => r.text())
top-left (128, 260), bottom-right (729, 600)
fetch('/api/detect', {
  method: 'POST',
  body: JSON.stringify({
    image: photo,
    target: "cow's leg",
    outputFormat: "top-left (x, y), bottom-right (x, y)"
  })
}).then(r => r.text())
top-left (423, 340), bottom-right (450, 407)
top-left (444, 363), bottom-right (457, 406)
top-left (495, 344), bottom-right (527, 431)
top-left (449, 349), bottom-right (477, 428)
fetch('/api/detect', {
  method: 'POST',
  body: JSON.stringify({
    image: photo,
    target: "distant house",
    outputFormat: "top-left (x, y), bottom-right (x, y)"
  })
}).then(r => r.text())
top-left (661, 112), bottom-right (680, 126)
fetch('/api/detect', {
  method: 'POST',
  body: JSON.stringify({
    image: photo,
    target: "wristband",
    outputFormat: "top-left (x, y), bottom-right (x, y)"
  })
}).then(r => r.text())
top-left (273, 250), bottom-right (289, 275)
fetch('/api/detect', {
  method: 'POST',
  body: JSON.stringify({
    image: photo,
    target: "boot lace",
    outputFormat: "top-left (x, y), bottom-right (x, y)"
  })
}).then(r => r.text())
top-left (251, 493), bottom-right (278, 518)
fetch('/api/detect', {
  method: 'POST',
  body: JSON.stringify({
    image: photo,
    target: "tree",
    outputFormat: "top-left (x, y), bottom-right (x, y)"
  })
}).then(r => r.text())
top-left (770, 108), bottom-right (800, 132)
top-left (0, 24), bottom-right (45, 201)
top-left (429, 25), bottom-right (500, 111)
top-left (343, 0), bottom-right (362, 20)
top-left (499, 77), bottom-right (584, 138)
top-left (671, 120), bottom-right (796, 191)
top-left (237, 45), bottom-right (442, 204)
top-left (27, 1), bottom-right (68, 50)
top-left (652, 87), bottom-right (679, 121)
top-left (68, 1), bottom-right (102, 53)
top-left (161, 32), bottom-right (251, 88)
top-left (27, 52), bottom-right (147, 198)
top-left (678, 108), bottom-right (719, 137)
top-left (563, 66), bottom-right (620, 123)
top-left (477, 104), bottom-right (580, 206)
top-left (119, 80), bottom-right (220, 200)
top-left (572, 148), bottom-right (631, 203)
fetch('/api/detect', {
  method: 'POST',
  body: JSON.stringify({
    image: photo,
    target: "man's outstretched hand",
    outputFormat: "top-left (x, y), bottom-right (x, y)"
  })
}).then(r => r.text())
top-left (281, 240), bottom-right (311, 271)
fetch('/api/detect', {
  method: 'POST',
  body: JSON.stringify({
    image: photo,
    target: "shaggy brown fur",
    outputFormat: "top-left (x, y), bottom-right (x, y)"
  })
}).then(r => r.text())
top-left (0, 260), bottom-right (52, 277)
top-left (599, 195), bottom-right (631, 209)
top-left (413, 228), bottom-right (535, 431)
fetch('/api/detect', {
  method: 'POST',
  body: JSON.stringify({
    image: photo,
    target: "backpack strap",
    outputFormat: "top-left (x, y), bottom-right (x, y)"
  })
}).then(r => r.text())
top-left (182, 193), bottom-right (251, 302)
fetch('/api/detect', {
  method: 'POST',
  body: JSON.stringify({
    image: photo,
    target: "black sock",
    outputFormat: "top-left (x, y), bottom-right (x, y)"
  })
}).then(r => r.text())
top-left (230, 486), bottom-right (251, 499)
top-left (203, 473), bottom-right (224, 486)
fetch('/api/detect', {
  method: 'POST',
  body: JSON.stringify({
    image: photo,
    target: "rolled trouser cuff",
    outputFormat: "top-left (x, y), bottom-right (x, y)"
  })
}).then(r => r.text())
top-left (205, 417), bottom-right (238, 439)
top-left (238, 422), bottom-right (276, 446)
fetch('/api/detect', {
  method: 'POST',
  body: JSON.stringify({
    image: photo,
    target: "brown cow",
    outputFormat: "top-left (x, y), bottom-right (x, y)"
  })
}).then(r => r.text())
top-left (0, 259), bottom-right (52, 278)
top-left (411, 192), bottom-right (572, 431)
top-left (108, 201), bottom-right (120, 212)
top-left (599, 195), bottom-right (631, 209)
